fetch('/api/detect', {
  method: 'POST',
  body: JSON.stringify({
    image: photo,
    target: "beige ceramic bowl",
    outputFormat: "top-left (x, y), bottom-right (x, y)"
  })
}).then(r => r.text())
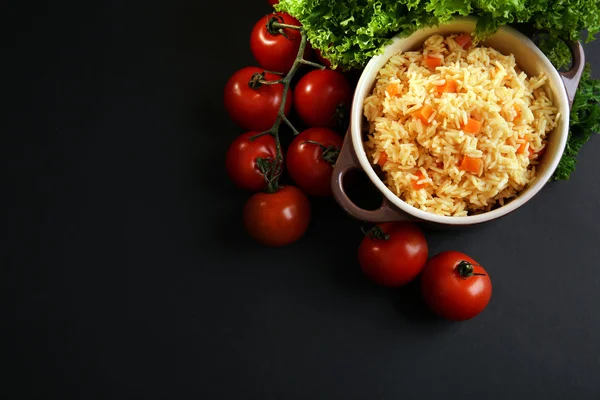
top-left (332, 17), bottom-right (585, 225)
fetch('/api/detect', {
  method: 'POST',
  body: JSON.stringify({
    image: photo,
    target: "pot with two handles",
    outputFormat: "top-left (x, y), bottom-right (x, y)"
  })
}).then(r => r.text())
top-left (332, 17), bottom-right (585, 226)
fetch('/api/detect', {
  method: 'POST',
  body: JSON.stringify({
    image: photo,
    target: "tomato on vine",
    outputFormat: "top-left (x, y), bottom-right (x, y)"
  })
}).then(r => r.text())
top-left (294, 69), bottom-right (352, 128)
top-left (223, 67), bottom-right (292, 132)
top-left (251, 13), bottom-right (310, 74)
top-left (225, 131), bottom-right (278, 191)
top-left (243, 186), bottom-right (311, 247)
top-left (358, 223), bottom-right (429, 287)
top-left (421, 251), bottom-right (492, 321)
top-left (224, 12), bottom-right (320, 247)
top-left (286, 128), bottom-right (342, 196)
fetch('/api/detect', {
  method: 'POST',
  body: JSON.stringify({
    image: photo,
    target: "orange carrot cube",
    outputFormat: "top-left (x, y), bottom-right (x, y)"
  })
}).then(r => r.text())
top-left (377, 151), bottom-right (388, 167)
top-left (424, 56), bottom-right (442, 69)
top-left (462, 118), bottom-right (482, 134)
top-left (459, 156), bottom-right (482, 174)
top-left (436, 79), bottom-right (458, 94)
top-left (413, 105), bottom-right (435, 124)
top-left (411, 170), bottom-right (430, 190)
top-left (455, 34), bottom-right (472, 49)
top-left (385, 84), bottom-right (400, 97)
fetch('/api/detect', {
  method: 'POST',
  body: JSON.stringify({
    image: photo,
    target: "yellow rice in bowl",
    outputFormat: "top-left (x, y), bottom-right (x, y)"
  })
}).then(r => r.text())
top-left (363, 33), bottom-right (560, 217)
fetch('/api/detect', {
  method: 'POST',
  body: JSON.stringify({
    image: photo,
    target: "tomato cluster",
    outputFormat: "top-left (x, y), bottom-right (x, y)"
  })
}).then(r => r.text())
top-left (359, 223), bottom-right (492, 321)
top-left (223, 5), bottom-right (352, 248)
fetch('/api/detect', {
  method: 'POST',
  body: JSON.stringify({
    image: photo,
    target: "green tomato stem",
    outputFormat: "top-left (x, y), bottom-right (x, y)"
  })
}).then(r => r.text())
top-left (281, 114), bottom-right (299, 135)
top-left (302, 140), bottom-right (341, 165)
top-left (457, 261), bottom-right (486, 278)
top-left (299, 59), bottom-right (326, 69)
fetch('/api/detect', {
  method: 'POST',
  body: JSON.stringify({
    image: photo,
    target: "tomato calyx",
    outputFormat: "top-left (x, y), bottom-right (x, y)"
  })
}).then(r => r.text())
top-left (248, 72), bottom-right (283, 90)
top-left (456, 260), bottom-right (486, 279)
top-left (302, 140), bottom-right (341, 165)
top-left (266, 15), bottom-right (294, 39)
top-left (361, 225), bottom-right (390, 241)
top-left (255, 157), bottom-right (283, 193)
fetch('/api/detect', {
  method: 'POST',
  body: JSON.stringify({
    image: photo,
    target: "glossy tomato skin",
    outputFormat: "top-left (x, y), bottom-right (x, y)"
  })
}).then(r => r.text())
top-left (294, 69), bottom-right (352, 128)
top-left (225, 132), bottom-right (278, 191)
top-left (286, 128), bottom-right (342, 196)
top-left (224, 67), bottom-right (292, 131)
top-left (243, 186), bottom-right (311, 247)
top-left (250, 13), bottom-right (310, 74)
top-left (358, 222), bottom-right (428, 287)
top-left (267, 0), bottom-right (279, 5)
top-left (421, 251), bottom-right (492, 321)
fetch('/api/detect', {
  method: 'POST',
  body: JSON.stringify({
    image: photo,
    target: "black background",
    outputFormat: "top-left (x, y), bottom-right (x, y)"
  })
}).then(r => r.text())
top-left (6, 1), bottom-right (600, 399)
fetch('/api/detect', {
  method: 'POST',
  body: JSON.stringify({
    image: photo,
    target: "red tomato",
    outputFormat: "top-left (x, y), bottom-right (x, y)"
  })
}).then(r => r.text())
top-left (421, 251), bottom-right (492, 321)
top-left (243, 186), bottom-right (311, 247)
top-left (225, 132), bottom-right (278, 191)
top-left (286, 128), bottom-right (342, 196)
top-left (358, 223), bottom-right (428, 287)
top-left (224, 67), bottom-right (292, 132)
top-left (294, 69), bottom-right (352, 128)
top-left (267, 0), bottom-right (279, 5)
top-left (250, 13), bottom-right (310, 74)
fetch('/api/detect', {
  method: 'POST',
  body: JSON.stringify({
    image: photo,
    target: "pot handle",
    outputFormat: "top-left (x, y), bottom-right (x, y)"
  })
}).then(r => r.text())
top-left (331, 129), bottom-right (414, 222)
top-left (559, 41), bottom-right (585, 109)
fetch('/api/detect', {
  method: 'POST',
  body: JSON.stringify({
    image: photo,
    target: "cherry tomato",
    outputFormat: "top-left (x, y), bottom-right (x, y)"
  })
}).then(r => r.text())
top-left (267, 0), bottom-right (279, 5)
top-left (225, 132), bottom-right (278, 191)
top-left (421, 251), bottom-right (492, 321)
top-left (294, 69), bottom-right (352, 128)
top-left (243, 186), bottom-right (311, 247)
top-left (358, 223), bottom-right (428, 287)
top-left (224, 67), bottom-right (292, 132)
top-left (250, 13), bottom-right (310, 74)
top-left (286, 128), bottom-right (342, 196)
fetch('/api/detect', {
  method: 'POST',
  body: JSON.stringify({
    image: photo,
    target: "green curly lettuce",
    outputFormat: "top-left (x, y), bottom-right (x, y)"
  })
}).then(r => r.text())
top-left (553, 64), bottom-right (600, 180)
top-left (276, 0), bottom-right (598, 70)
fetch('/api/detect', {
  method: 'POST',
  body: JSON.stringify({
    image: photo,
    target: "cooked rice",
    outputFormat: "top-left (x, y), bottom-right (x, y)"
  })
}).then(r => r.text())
top-left (363, 33), bottom-right (559, 217)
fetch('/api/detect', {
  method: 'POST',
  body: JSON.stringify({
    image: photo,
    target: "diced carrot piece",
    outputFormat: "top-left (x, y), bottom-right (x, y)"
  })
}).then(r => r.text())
top-left (459, 156), bottom-right (482, 174)
top-left (424, 56), bottom-right (442, 69)
top-left (455, 34), bottom-right (472, 49)
top-left (436, 79), bottom-right (458, 94)
top-left (386, 84), bottom-right (400, 97)
top-left (413, 105), bottom-right (434, 124)
top-left (517, 142), bottom-right (527, 154)
top-left (462, 118), bottom-right (482, 134)
top-left (377, 152), bottom-right (388, 167)
top-left (411, 170), bottom-right (430, 190)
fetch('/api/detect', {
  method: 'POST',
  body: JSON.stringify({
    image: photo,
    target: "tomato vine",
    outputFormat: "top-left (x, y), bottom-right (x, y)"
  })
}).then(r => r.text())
top-left (249, 17), bottom-right (325, 193)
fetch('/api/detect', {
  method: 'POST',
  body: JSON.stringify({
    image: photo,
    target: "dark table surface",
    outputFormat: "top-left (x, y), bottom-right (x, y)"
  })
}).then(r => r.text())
top-left (6, 1), bottom-right (600, 399)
